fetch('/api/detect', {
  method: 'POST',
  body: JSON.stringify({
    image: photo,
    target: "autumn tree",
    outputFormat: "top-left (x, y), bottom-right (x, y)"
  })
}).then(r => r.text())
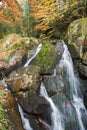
top-left (30, 0), bottom-right (85, 37)
top-left (0, 0), bottom-right (23, 26)
top-left (0, 0), bottom-right (23, 38)
top-left (30, 0), bottom-right (58, 31)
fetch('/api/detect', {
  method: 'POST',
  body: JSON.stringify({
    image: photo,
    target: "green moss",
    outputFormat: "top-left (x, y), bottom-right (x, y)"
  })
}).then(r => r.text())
top-left (0, 90), bottom-right (7, 130)
top-left (0, 103), bottom-right (7, 130)
top-left (36, 41), bottom-right (55, 72)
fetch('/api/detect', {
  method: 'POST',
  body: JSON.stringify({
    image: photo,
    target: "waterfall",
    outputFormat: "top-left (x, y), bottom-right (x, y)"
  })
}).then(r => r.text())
top-left (24, 43), bottom-right (42, 67)
top-left (18, 105), bottom-right (33, 130)
top-left (59, 41), bottom-right (87, 130)
top-left (40, 82), bottom-right (64, 130)
top-left (18, 43), bottom-right (42, 130)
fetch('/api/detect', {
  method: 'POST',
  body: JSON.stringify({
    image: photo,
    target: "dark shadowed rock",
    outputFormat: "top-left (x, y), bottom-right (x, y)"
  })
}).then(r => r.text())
top-left (79, 63), bottom-right (87, 79)
top-left (15, 91), bottom-right (52, 127)
top-left (82, 52), bottom-right (87, 65)
top-left (67, 44), bottom-right (80, 58)
top-left (16, 92), bottom-right (50, 113)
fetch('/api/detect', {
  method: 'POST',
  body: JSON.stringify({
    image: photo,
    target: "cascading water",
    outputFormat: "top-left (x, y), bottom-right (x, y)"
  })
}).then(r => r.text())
top-left (58, 41), bottom-right (87, 130)
top-left (24, 43), bottom-right (42, 67)
top-left (40, 82), bottom-right (64, 130)
top-left (18, 43), bottom-right (42, 130)
top-left (18, 105), bottom-right (33, 130)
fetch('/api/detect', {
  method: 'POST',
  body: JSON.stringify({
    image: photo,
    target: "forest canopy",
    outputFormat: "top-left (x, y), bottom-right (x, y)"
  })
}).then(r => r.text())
top-left (0, 0), bottom-right (86, 38)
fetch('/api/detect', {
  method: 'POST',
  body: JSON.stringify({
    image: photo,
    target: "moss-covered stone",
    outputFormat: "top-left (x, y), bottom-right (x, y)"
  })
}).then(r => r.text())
top-left (36, 41), bottom-right (55, 72)
top-left (67, 18), bottom-right (87, 58)
top-left (0, 33), bottom-right (39, 61)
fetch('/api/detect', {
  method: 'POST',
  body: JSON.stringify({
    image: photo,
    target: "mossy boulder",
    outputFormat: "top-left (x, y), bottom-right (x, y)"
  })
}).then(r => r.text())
top-left (34, 40), bottom-right (63, 74)
top-left (67, 18), bottom-right (87, 79)
top-left (0, 33), bottom-right (39, 77)
top-left (0, 33), bottom-right (39, 61)
top-left (0, 87), bottom-right (24, 130)
top-left (67, 18), bottom-right (87, 58)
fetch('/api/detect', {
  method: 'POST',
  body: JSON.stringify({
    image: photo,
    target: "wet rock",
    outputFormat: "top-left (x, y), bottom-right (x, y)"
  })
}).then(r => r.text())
top-left (24, 112), bottom-right (40, 130)
top-left (38, 119), bottom-right (51, 130)
top-left (79, 63), bottom-right (87, 79)
top-left (0, 87), bottom-right (24, 130)
top-left (43, 76), bottom-right (60, 96)
top-left (55, 40), bottom-right (64, 64)
top-left (82, 52), bottom-right (87, 65)
top-left (15, 91), bottom-right (52, 127)
top-left (67, 44), bottom-right (80, 58)
top-left (24, 112), bottom-right (51, 130)
top-left (16, 92), bottom-right (52, 123)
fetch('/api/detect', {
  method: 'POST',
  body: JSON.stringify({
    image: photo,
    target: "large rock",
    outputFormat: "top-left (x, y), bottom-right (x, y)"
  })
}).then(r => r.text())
top-left (7, 65), bottom-right (52, 128)
top-left (0, 34), bottom-right (39, 78)
top-left (16, 92), bottom-right (52, 117)
top-left (0, 86), bottom-right (24, 130)
top-left (67, 18), bottom-right (87, 80)
top-left (67, 18), bottom-right (87, 58)
top-left (33, 40), bottom-right (63, 75)
top-left (7, 65), bottom-right (40, 93)
top-left (0, 50), bottom-right (28, 78)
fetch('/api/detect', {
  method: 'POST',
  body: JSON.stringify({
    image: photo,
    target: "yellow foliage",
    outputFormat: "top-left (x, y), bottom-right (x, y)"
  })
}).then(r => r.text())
top-left (30, 0), bottom-right (83, 32)
top-left (0, 0), bottom-right (23, 26)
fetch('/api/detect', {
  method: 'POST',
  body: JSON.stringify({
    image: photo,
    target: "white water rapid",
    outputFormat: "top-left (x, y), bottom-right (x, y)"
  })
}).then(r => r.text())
top-left (24, 43), bottom-right (42, 67)
top-left (59, 41), bottom-right (87, 130)
top-left (40, 82), bottom-right (64, 130)
top-left (18, 105), bottom-right (33, 130)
